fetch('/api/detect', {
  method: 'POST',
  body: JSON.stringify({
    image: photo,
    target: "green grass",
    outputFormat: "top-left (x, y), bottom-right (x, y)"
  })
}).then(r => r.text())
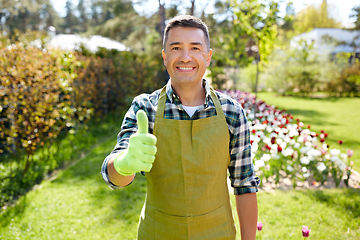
top-left (0, 111), bottom-right (124, 207)
top-left (257, 92), bottom-right (360, 172)
top-left (1, 136), bottom-right (359, 240)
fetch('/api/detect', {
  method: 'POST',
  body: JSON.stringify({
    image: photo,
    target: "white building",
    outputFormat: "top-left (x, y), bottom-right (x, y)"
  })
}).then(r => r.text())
top-left (42, 26), bottom-right (129, 53)
top-left (291, 28), bottom-right (360, 57)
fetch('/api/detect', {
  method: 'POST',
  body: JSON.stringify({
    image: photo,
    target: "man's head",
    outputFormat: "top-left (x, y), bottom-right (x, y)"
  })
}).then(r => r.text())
top-left (162, 15), bottom-right (212, 88)
top-left (163, 15), bottom-right (210, 52)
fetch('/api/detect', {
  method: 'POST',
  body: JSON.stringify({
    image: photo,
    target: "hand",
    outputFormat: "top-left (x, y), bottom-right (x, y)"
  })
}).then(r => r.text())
top-left (114, 110), bottom-right (157, 176)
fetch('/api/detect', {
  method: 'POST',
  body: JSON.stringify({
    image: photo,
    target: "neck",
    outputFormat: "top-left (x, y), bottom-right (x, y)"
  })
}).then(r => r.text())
top-left (171, 81), bottom-right (206, 106)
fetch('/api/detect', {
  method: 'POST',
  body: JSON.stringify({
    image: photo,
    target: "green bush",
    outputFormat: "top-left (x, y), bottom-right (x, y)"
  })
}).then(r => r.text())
top-left (0, 41), bottom-right (165, 208)
top-left (327, 62), bottom-right (360, 97)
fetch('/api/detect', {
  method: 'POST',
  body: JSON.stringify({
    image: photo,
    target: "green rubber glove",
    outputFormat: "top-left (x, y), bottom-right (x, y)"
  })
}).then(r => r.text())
top-left (114, 110), bottom-right (157, 176)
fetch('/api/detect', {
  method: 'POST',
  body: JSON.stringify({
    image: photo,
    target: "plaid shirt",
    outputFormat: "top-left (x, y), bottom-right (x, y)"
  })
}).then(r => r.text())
top-left (101, 80), bottom-right (260, 195)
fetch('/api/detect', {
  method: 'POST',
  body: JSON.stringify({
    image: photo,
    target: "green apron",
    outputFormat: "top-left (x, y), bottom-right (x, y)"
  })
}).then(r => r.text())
top-left (137, 87), bottom-right (236, 240)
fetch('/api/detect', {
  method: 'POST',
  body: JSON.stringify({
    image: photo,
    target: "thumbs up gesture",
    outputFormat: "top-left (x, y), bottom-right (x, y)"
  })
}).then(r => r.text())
top-left (114, 110), bottom-right (157, 176)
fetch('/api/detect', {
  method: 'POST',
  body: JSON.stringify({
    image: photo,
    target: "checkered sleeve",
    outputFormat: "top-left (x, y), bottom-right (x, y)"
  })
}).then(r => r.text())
top-left (100, 99), bottom-right (141, 189)
top-left (100, 92), bottom-right (159, 189)
top-left (226, 99), bottom-right (260, 195)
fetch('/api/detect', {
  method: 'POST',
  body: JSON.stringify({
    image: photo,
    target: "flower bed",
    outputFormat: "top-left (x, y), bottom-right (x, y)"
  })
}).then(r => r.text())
top-left (222, 90), bottom-right (359, 189)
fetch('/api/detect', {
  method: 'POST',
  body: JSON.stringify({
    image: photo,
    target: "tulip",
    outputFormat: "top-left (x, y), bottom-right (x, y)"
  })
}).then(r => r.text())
top-left (347, 149), bottom-right (353, 158)
top-left (302, 225), bottom-right (311, 237)
top-left (257, 222), bottom-right (263, 231)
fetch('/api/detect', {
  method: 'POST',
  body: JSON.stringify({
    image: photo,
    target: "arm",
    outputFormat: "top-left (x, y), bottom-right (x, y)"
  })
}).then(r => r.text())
top-left (235, 193), bottom-right (258, 240)
top-left (101, 107), bottom-right (156, 189)
top-left (107, 110), bottom-right (156, 187)
top-left (107, 155), bottom-right (135, 187)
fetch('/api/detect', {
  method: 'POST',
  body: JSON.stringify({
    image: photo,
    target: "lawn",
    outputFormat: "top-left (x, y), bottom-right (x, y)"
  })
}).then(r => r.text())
top-left (1, 136), bottom-right (359, 240)
top-left (1, 93), bottom-right (359, 239)
top-left (257, 92), bottom-right (360, 172)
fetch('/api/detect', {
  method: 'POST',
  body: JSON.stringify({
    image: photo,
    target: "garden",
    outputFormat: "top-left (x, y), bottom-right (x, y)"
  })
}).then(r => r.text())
top-left (0, 44), bottom-right (359, 237)
top-left (1, 0), bottom-right (360, 239)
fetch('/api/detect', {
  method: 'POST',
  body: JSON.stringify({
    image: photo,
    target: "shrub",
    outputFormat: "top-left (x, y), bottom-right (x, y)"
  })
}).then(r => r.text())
top-left (327, 62), bottom-right (360, 97)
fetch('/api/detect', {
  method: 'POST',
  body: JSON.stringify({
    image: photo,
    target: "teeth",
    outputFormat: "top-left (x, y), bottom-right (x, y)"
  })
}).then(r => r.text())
top-left (178, 67), bottom-right (193, 70)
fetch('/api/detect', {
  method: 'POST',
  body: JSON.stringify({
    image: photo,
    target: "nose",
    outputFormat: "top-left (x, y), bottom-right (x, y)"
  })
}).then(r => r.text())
top-left (180, 49), bottom-right (192, 63)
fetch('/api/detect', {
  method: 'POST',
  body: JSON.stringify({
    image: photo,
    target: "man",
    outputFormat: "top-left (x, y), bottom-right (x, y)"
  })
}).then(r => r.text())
top-left (101, 15), bottom-right (260, 240)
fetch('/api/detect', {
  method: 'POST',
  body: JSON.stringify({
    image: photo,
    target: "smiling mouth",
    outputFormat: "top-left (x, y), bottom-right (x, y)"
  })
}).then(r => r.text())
top-left (177, 67), bottom-right (195, 71)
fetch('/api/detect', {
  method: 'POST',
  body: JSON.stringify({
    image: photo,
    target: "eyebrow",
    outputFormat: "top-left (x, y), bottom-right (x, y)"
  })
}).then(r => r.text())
top-left (169, 41), bottom-right (203, 46)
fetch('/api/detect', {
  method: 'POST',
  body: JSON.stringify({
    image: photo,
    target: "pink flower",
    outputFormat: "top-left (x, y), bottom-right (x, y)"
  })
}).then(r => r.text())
top-left (347, 150), bottom-right (353, 158)
top-left (257, 222), bottom-right (263, 231)
top-left (302, 225), bottom-right (311, 237)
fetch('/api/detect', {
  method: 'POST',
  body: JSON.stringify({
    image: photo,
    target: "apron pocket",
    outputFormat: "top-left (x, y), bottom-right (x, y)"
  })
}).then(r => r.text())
top-left (155, 206), bottom-right (235, 240)
top-left (155, 210), bottom-right (188, 240)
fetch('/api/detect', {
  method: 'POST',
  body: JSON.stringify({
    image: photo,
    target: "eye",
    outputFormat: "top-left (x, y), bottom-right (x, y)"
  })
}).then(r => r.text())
top-left (172, 46), bottom-right (180, 51)
top-left (192, 47), bottom-right (200, 51)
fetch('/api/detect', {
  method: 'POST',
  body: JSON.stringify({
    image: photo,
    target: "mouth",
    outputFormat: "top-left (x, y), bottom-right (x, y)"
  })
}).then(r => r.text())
top-left (176, 66), bottom-right (196, 71)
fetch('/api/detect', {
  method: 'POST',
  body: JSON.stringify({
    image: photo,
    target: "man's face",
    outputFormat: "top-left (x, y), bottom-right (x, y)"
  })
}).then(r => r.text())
top-left (162, 27), bottom-right (212, 88)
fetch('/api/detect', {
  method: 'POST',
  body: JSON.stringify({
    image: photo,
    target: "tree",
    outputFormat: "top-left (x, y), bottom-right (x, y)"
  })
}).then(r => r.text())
top-left (216, 0), bottom-right (279, 97)
top-left (350, 5), bottom-right (360, 30)
top-left (63, 0), bottom-right (79, 33)
top-left (189, 0), bottom-right (196, 15)
top-left (78, 0), bottom-right (88, 32)
top-left (0, 0), bottom-right (60, 38)
top-left (294, 0), bottom-right (341, 34)
top-left (158, 0), bottom-right (166, 42)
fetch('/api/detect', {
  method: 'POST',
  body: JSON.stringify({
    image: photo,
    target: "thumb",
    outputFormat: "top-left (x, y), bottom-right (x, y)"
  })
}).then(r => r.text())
top-left (136, 110), bottom-right (149, 134)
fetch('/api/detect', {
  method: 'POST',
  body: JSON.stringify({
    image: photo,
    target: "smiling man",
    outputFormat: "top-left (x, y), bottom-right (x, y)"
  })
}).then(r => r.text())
top-left (101, 15), bottom-right (260, 240)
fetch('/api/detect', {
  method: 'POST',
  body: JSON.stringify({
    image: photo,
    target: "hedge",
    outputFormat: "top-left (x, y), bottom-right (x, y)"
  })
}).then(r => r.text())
top-left (0, 42), bottom-right (164, 207)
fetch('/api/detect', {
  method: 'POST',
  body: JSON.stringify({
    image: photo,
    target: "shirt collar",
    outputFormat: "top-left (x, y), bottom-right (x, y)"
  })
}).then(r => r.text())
top-left (165, 79), bottom-right (212, 106)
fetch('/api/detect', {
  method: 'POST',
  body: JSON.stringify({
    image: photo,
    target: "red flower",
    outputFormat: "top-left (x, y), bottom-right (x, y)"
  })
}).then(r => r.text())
top-left (252, 129), bottom-right (256, 134)
top-left (338, 140), bottom-right (343, 145)
top-left (307, 125), bottom-right (311, 129)
top-left (277, 145), bottom-right (282, 152)
top-left (271, 137), bottom-right (276, 144)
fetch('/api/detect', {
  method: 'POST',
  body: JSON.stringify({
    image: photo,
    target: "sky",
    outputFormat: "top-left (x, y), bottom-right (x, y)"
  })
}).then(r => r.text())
top-left (50, 0), bottom-right (359, 28)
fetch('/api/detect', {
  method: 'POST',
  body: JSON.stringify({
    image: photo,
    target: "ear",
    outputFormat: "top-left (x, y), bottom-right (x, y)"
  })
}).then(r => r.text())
top-left (206, 49), bottom-right (213, 67)
top-left (162, 49), bottom-right (167, 66)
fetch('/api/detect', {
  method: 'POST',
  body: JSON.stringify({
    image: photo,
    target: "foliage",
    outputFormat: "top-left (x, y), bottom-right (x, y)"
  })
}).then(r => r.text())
top-left (0, 40), bottom-right (164, 207)
top-left (0, 0), bottom-right (60, 39)
top-left (293, 0), bottom-right (342, 34)
top-left (209, 0), bottom-right (280, 90)
top-left (351, 5), bottom-right (360, 30)
top-left (262, 39), bottom-right (345, 95)
top-left (327, 62), bottom-right (360, 97)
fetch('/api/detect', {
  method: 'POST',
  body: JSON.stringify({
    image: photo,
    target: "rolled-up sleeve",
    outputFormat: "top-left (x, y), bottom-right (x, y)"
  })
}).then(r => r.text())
top-left (101, 154), bottom-right (124, 190)
top-left (100, 100), bottom-right (140, 189)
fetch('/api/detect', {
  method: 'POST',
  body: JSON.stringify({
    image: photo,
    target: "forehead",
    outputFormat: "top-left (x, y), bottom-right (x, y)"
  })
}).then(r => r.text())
top-left (166, 27), bottom-right (206, 45)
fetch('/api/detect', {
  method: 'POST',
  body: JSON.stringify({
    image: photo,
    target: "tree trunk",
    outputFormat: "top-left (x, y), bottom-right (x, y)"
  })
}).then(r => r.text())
top-left (158, 0), bottom-right (166, 42)
top-left (190, 0), bottom-right (196, 16)
top-left (23, 154), bottom-right (32, 176)
top-left (254, 59), bottom-right (260, 112)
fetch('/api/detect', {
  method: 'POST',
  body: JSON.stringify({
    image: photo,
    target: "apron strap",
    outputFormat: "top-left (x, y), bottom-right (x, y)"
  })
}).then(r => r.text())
top-left (155, 86), bottom-right (167, 119)
top-left (209, 87), bottom-right (225, 117)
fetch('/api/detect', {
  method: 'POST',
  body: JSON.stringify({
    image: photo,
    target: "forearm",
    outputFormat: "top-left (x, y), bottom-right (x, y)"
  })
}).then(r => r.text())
top-left (107, 155), bottom-right (135, 187)
top-left (235, 193), bottom-right (258, 240)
